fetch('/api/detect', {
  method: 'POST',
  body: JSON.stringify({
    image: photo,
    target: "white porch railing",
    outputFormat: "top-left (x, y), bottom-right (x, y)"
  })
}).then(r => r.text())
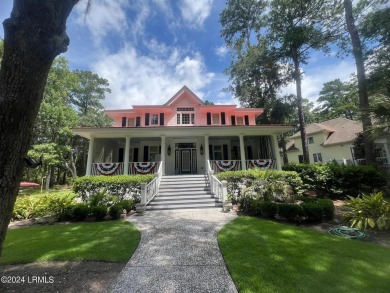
top-left (207, 160), bottom-right (227, 202)
top-left (140, 161), bottom-right (163, 206)
top-left (91, 162), bottom-right (159, 175)
top-left (210, 159), bottom-right (276, 174)
top-left (355, 157), bottom-right (389, 166)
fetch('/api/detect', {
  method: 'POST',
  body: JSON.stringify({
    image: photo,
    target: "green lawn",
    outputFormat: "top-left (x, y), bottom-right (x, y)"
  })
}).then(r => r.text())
top-left (1, 220), bottom-right (140, 265)
top-left (218, 217), bottom-right (390, 293)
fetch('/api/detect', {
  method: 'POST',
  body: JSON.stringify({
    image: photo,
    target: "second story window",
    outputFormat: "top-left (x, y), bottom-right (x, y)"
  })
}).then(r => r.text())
top-left (151, 114), bottom-right (158, 125)
top-left (212, 113), bottom-right (220, 124)
top-left (128, 118), bottom-right (135, 127)
top-left (176, 108), bottom-right (195, 125)
top-left (236, 117), bottom-right (244, 125)
top-left (308, 136), bottom-right (314, 144)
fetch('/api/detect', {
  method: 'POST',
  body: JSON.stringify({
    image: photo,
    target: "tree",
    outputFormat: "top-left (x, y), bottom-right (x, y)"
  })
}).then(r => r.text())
top-left (342, 0), bottom-right (376, 164)
top-left (313, 79), bottom-right (358, 121)
top-left (0, 0), bottom-right (80, 259)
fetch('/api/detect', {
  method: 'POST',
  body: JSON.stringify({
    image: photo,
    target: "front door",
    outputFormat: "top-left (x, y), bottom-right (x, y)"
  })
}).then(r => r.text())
top-left (175, 143), bottom-right (197, 174)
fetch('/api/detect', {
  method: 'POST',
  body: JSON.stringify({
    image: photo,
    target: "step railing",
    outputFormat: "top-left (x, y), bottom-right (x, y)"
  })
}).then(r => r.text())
top-left (141, 162), bottom-right (162, 207)
top-left (207, 160), bottom-right (227, 202)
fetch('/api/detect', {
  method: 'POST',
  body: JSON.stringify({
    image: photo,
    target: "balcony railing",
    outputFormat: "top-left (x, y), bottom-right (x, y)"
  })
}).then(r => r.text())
top-left (91, 162), bottom-right (159, 176)
top-left (210, 159), bottom-right (276, 174)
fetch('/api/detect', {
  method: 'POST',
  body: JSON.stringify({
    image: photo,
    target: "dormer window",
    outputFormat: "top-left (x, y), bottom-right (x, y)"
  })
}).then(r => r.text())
top-left (176, 108), bottom-right (195, 125)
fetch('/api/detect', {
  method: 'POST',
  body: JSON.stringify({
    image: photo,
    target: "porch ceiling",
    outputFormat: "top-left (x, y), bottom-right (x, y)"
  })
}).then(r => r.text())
top-left (72, 125), bottom-right (292, 139)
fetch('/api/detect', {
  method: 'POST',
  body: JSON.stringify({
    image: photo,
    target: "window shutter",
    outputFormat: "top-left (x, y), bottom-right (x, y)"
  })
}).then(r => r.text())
top-left (136, 117), bottom-right (141, 127)
top-left (231, 115), bottom-right (236, 125)
top-left (207, 112), bottom-right (211, 125)
top-left (133, 148), bottom-right (139, 162)
top-left (247, 146), bottom-right (253, 160)
top-left (121, 117), bottom-right (126, 127)
top-left (143, 146), bottom-right (149, 161)
top-left (223, 144), bottom-right (228, 160)
top-left (244, 115), bottom-right (249, 125)
top-left (160, 113), bottom-right (164, 126)
top-left (221, 112), bottom-right (226, 125)
top-left (209, 145), bottom-right (213, 160)
top-left (118, 148), bottom-right (124, 162)
top-left (145, 113), bottom-right (150, 126)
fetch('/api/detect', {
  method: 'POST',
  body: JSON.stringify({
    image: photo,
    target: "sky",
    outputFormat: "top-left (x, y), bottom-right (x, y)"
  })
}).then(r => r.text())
top-left (0, 0), bottom-right (357, 110)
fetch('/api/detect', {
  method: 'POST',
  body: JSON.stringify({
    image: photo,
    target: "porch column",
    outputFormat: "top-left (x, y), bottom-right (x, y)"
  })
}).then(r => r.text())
top-left (272, 135), bottom-right (282, 170)
top-left (161, 136), bottom-right (166, 175)
top-left (204, 135), bottom-right (210, 171)
top-left (86, 137), bottom-right (95, 176)
top-left (239, 135), bottom-right (247, 170)
top-left (123, 137), bottom-right (131, 175)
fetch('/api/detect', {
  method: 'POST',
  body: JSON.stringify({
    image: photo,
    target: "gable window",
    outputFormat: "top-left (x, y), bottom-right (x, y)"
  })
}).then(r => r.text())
top-left (151, 114), bottom-right (158, 125)
top-left (313, 153), bottom-right (323, 163)
top-left (182, 113), bottom-right (190, 124)
top-left (212, 113), bottom-right (220, 124)
top-left (177, 107), bottom-right (194, 111)
top-left (308, 136), bottom-right (314, 144)
top-left (128, 118), bottom-right (135, 127)
top-left (236, 117), bottom-right (244, 125)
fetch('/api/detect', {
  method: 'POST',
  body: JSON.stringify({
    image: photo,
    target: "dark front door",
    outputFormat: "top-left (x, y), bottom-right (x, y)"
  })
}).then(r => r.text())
top-left (175, 143), bottom-right (197, 174)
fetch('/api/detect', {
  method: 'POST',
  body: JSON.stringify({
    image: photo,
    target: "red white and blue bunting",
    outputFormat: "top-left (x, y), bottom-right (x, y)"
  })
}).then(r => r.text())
top-left (215, 160), bottom-right (238, 172)
top-left (133, 162), bottom-right (156, 174)
top-left (96, 163), bottom-right (120, 175)
top-left (250, 159), bottom-right (273, 169)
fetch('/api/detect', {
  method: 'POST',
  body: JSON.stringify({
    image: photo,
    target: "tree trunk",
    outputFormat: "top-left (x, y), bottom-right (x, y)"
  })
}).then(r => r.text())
top-left (280, 135), bottom-right (289, 165)
top-left (292, 50), bottom-right (310, 163)
top-left (343, 0), bottom-right (375, 164)
top-left (0, 0), bottom-right (78, 259)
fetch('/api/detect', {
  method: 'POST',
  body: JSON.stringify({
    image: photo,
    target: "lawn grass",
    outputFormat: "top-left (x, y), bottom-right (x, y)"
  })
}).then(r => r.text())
top-left (1, 220), bottom-right (140, 265)
top-left (218, 217), bottom-right (390, 293)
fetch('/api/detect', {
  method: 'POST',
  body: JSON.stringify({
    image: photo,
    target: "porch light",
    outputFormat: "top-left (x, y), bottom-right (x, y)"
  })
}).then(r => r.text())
top-left (167, 145), bottom-right (171, 156)
top-left (200, 144), bottom-right (204, 155)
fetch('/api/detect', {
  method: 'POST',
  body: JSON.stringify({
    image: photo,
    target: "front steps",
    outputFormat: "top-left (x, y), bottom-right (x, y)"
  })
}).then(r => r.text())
top-left (146, 175), bottom-right (223, 211)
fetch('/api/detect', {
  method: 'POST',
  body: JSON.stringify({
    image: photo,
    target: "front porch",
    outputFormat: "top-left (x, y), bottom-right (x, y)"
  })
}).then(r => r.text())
top-left (85, 134), bottom-right (282, 176)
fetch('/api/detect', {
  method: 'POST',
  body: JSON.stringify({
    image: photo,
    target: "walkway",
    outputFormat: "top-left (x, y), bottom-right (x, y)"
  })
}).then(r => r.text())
top-left (111, 209), bottom-right (238, 293)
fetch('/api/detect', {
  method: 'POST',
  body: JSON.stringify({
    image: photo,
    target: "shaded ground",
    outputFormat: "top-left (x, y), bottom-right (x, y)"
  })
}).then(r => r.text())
top-left (2, 202), bottom-right (389, 293)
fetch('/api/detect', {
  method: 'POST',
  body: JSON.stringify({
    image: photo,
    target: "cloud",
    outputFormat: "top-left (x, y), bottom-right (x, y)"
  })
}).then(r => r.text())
top-left (282, 60), bottom-right (356, 104)
top-left (92, 44), bottom-right (215, 109)
top-left (180, 0), bottom-right (213, 28)
top-left (214, 45), bottom-right (228, 58)
top-left (74, 0), bottom-right (129, 40)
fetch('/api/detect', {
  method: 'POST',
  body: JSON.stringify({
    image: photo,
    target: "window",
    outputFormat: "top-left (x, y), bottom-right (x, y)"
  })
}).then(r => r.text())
top-left (177, 107), bottom-right (194, 111)
top-left (313, 153), bottom-right (323, 163)
top-left (128, 118), bottom-right (135, 127)
top-left (213, 145), bottom-right (223, 160)
top-left (177, 110), bottom-right (195, 125)
top-left (151, 114), bottom-right (158, 125)
top-left (212, 113), bottom-right (220, 124)
top-left (308, 136), bottom-right (314, 144)
top-left (236, 117), bottom-right (244, 125)
top-left (182, 113), bottom-right (190, 124)
top-left (149, 146), bottom-right (160, 161)
top-left (298, 155), bottom-right (304, 163)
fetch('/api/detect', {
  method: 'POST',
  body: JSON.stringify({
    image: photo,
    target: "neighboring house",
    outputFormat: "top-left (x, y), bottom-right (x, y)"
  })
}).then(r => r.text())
top-left (286, 117), bottom-right (390, 166)
top-left (72, 86), bottom-right (291, 176)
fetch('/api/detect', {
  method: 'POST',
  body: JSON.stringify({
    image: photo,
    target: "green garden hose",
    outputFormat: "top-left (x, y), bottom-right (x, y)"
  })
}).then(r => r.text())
top-left (328, 226), bottom-right (365, 239)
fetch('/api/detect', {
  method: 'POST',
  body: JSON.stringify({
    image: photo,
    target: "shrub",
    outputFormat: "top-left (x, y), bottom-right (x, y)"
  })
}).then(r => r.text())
top-left (73, 174), bottom-right (155, 202)
top-left (109, 204), bottom-right (123, 220)
top-left (344, 192), bottom-right (390, 230)
top-left (283, 163), bottom-right (387, 198)
top-left (12, 192), bottom-right (76, 221)
top-left (318, 199), bottom-right (335, 220)
top-left (277, 204), bottom-right (304, 222)
top-left (91, 205), bottom-right (107, 220)
top-left (302, 203), bottom-right (324, 223)
top-left (259, 201), bottom-right (278, 219)
top-left (119, 199), bottom-right (135, 213)
top-left (217, 169), bottom-right (303, 203)
top-left (71, 203), bottom-right (90, 221)
top-left (88, 190), bottom-right (118, 208)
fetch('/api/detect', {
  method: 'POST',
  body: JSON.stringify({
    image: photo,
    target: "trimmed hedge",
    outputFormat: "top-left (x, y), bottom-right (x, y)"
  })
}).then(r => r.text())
top-left (282, 163), bottom-right (387, 199)
top-left (73, 175), bottom-right (155, 201)
top-left (217, 169), bottom-right (303, 202)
